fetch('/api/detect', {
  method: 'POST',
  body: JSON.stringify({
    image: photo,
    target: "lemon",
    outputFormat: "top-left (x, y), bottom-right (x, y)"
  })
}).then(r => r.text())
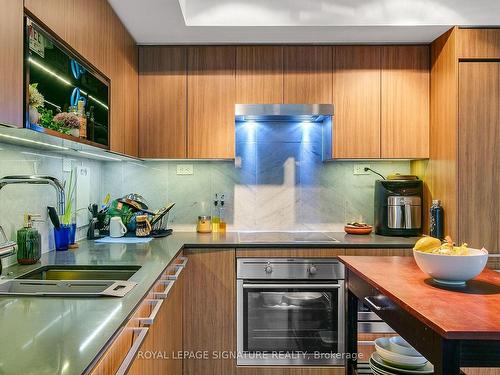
top-left (413, 236), bottom-right (441, 252)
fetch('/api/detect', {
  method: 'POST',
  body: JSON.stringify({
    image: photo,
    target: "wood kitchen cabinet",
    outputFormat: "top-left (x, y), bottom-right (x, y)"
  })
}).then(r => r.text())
top-left (24, 0), bottom-right (139, 157)
top-left (381, 46), bottom-right (430, 159)
top-left (284, 46), bottom-right (333, 104)
top-left (187, 46), bottom-right (236, 159)
top-left (139, 46), bottom-right (187, 158)
top-left (183, 248), bottom-right (236, 375)
top-left (332, 46), bottom-right (381, 159)
top-left (458, 62), bottom-right (499, 252)
top-left (236, 46), bottom-right (284, 104)
top-left (0, 0), bottom-right (23, 127)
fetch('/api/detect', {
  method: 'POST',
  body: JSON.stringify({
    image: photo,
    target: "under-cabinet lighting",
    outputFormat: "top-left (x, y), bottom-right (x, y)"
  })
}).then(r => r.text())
top-left (0, 133), bottom-right (70, 150)
top-left (77, 150), bottom-right (122, 161)
top-left (28, 58), bottom-right (109, 110)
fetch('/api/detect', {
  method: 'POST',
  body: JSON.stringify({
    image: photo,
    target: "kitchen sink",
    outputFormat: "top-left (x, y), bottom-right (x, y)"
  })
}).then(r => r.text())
top-left (17, 265), bottom-right (141, 281)
top-left (0, 265), bottom-right (142, 297)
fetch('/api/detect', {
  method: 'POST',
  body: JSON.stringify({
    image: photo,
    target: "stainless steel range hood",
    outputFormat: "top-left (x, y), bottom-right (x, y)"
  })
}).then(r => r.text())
top-left (235, 104), bottom-right (334, 123)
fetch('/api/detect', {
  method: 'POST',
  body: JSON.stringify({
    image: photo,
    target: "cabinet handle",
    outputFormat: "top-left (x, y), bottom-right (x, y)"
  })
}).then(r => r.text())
top-left (153, 280), bottom-right (174, 299)
top-left (364, 296), bottom-right (383, 311)
top-left (358, 340), bottom-right (375, 346)
top-left (137, 299), bottom-right (163, 326)
top-left (115, 327), bottom-right (148, 375)
top-left (162, 257), bottom-right (188, 280)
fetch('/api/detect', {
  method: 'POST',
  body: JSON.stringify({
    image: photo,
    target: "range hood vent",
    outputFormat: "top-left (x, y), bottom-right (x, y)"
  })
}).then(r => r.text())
top-left (235, 104), bottom-right (334, 123)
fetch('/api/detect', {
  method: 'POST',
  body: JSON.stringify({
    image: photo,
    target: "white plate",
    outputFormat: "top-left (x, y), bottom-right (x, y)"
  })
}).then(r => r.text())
top-left (371, 353), bottom-right (434, 375)
top-left (375, 337), bottom-right (428, 369)
top-left (389, 336), bottom-right (423, 357)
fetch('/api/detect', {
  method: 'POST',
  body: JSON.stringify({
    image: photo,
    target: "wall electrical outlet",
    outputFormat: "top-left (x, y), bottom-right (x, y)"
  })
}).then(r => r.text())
top-left (176, 164), bottom-right (194, 175)
top-left (353, 164), bottom-right (371, 175)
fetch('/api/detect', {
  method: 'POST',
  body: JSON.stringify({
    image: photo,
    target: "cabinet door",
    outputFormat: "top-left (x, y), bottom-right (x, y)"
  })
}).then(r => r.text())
top-left (0, 0), bottom-right (23, 127)
top-left (236, 46), bottom-right (283, 104)
top-left (187, 47), bottom-right (236, 159)
top-left (332, 46), bottom-right (381, 158)
top-left (283, 46), bottom-right (332, 104)
top-left (458, 62), bottom-right (500, 252)
top-left (183, 249), bottom-right (236, 375)
top-left (139, 47), bottom-right (187, 158)
top-left (381, 46), bottom-right (430, 159)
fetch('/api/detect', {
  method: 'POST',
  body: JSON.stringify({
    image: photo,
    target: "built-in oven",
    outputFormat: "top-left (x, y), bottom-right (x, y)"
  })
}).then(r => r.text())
top-left (237, 258), bottom-right (345, 366)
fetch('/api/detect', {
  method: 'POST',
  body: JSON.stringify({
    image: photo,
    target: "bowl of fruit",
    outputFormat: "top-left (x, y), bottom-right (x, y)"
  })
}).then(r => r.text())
top-left (344, 222), bottom-right (373, 235)
top-left (413, 236), bottom-right (488, 286)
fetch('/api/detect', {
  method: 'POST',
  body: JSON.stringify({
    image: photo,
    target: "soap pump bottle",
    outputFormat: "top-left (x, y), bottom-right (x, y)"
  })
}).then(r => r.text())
top-left (17, 213), bottom-right (42, 265)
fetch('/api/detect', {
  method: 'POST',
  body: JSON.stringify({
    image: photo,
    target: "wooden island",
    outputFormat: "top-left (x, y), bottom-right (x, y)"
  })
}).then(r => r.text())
top-left (339, 256), bottom-right (500, 375)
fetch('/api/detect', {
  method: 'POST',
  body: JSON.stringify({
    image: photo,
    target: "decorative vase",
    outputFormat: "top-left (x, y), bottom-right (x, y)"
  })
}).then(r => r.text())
top-left (29, 105), bottom-right (40, 124)
top-left (70, 128), bottom-right (80, 137)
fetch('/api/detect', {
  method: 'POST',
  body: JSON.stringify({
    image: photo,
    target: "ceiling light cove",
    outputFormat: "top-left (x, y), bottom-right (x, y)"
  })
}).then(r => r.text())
top-left (176, 0), bottom-right (494, 27)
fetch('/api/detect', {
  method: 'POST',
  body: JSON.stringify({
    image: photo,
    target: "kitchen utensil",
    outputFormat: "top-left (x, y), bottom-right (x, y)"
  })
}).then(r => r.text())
top-left (135, 215), bottom-right (152, 237)
top-left (370, 353), bottom-right (434, 374)
top-left (374, 337), bottom-right (428, 369)
top-left (150, 203), bottom-right (175, 227)
top-left (109, 217), bottom-right (127, 238)
top-left (413, 247), bottom-right (488, 285)
top-left (47, 206), bottom-right (61, 229)
top-left (344, 224), bottom-right (373, 235)
top-left (260, 292), bottom-right (285, 306)
top-left (118, 194), bottom-right (154, 214)
top-left (389, 336), bottom-right (422, 357)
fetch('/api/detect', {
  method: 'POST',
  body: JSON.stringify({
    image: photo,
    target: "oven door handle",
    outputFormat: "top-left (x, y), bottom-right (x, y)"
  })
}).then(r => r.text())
top-left (242, 283), bottom-right (341, 289)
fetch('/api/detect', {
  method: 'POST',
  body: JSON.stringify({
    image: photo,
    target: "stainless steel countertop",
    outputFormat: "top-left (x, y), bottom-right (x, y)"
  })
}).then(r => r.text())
top-left (0, 231), bottom-right (417, 375)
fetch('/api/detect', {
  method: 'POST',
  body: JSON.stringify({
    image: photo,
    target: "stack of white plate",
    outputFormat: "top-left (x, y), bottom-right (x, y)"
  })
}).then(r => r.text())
top-left (369, 337), bottom-right (434, 375)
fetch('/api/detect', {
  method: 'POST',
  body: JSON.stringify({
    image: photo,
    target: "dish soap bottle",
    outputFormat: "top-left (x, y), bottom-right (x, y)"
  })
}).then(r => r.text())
top-left (429, 200), bottom-right (444, 239)
top-left (17, 213), bottom-right (42, 265)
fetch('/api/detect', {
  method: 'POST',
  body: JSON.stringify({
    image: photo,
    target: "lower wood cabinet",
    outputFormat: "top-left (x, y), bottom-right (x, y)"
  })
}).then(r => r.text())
top-left (183, 248), bottom-right (236, 375)
top-left (89, 255), bottom-right (186, 375)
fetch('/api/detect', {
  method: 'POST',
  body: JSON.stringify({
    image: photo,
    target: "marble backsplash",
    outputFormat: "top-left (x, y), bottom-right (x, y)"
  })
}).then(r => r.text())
top-left (0, 121), bottom-right (410, 260)
top-left (102, 121), bottom-right (410, 232)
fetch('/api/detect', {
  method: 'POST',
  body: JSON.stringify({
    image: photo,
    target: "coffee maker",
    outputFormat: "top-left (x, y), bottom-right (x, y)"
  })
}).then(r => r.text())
top-left (374, 179), bottom-right (423, 236)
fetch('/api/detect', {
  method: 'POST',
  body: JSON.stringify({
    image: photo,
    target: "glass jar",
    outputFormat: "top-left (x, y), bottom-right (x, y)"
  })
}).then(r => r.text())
top-left (197, 216), bottom-right (212, 233)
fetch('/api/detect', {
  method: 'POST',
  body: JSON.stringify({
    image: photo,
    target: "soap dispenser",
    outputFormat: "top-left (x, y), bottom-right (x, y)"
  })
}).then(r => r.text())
top-left (17, 213), bottom-right (42, 265)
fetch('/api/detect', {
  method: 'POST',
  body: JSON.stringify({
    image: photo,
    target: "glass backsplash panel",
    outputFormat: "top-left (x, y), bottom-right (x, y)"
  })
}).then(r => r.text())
top-left (26, 18), bottom-right (110, 148)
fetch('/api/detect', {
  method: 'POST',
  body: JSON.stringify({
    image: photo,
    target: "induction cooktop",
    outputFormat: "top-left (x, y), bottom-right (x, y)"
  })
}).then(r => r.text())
top-left (237, 231), bottom-right (339, 244)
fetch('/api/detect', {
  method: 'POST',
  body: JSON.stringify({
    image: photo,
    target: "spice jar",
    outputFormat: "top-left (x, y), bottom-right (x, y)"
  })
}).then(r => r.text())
top-left (197, 216), bottom-right (212, 233)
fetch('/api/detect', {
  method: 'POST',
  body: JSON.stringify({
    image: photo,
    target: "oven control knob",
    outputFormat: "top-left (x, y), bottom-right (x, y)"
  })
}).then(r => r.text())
top-left (264, 264), bottom-right (273, 274)
top-left (309, 265), bottom-right (317, 275)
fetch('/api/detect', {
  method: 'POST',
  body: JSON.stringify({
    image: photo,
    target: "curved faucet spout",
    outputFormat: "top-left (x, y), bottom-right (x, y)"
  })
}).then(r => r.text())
top-left (0, 175), bottom-right (66, 215)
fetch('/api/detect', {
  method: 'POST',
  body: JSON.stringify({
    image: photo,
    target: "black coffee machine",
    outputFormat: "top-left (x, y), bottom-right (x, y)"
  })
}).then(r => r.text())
top-left (374, 179), bottom-right (423, 236)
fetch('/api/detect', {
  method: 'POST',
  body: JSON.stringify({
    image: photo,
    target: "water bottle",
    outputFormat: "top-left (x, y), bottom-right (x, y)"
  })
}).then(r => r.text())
top-left (430, 200), bottom-right (444, 239)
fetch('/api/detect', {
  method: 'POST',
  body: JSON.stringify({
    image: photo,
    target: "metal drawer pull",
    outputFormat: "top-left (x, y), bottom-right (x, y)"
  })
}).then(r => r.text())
top-left (163, 257), bottom-right (188, 280)
top-left (137, 299), bottom-right (163, 325)
top-left (115, 327), bottom-right (148, 375)
top-left (243, 283), bottom-right (341, 289)
top-left (364, 296), bottom-right (384, 311)
top-left (154, 280), bottom-right (174, 299)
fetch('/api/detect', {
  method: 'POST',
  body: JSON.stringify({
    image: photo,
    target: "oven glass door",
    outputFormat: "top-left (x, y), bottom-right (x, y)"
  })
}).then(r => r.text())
top-left (241, 282), bottom-right (343, 360)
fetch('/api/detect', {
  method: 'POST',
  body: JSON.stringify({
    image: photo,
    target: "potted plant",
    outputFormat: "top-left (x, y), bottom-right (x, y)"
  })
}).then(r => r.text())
top-left (53, 112), bottom-right (80, 137)
top-left (28, 83), bottom-right (44, 124)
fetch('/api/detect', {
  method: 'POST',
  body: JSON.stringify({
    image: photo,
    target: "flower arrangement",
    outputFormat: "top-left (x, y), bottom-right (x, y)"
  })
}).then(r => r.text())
top-left (53, 112), bottom-right (80, 129)
top-left (28, 83), bottom-right (45, 108)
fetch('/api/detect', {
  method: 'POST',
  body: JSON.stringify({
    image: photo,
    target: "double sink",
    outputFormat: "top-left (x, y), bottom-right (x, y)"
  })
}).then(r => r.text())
top-left (0, 265), bottom-right (141, 297)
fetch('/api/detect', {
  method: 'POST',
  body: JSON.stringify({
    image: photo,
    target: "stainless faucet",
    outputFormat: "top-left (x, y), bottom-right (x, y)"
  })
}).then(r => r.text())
top-left (0, 175), bottom-right (66, 215)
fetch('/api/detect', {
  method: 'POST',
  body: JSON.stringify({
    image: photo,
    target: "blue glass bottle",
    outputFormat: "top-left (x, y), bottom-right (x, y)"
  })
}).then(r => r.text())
top-left (430, 200), bottom-right (444, 239)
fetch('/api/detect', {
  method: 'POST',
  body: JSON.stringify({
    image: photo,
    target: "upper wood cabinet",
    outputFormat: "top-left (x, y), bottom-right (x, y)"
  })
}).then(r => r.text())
top-left (187, 46), bottom-right (236, 159)
top-left (139, 47), bottom-right (187, 158)
top-left (332, 46), bottom-right (381, 159)
top-left (24, 0), bottom-right (139, 157)
top-left (236, 46), bottom-right (283, 104)
top-left (381, 46), bottom-right (430, 159)
top-left (0, 0), bottom-right (23, 127)
top-left (283, 46), bottom-right (333, 104)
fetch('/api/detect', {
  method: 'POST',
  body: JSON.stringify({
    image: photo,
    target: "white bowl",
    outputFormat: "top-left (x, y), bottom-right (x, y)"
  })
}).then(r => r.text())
top-left (413, 248), bottom-right (488, 285)
top-left (374, 337), bottom-right (428, 369)
top-left (389, 336), bottom-right (422, 357)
